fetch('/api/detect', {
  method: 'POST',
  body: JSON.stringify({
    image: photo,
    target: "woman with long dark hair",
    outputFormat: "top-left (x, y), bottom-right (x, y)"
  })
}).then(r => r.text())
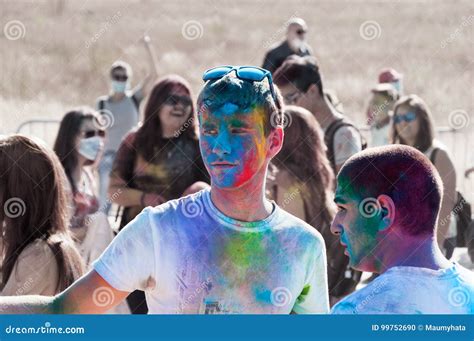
top-left (391, 94), bottom-right (457, 255)
top-left (108, 75), bottom-right (209, 313)
top-left (54, 108), bottom-right (114, 268)
top-left (269, 105), bottom-right (335, 228)
top-left (0, 135), bottom-right (84, 295)
top-left (268, 105), bottom-right (344, 305)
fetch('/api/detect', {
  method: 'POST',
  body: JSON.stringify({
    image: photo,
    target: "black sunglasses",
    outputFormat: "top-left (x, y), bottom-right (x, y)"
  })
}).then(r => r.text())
top-left (112, 74), bottom-right (128, 81)
top-left (164, 95), bottom-right (192, 107)
top-left (83, 130), bottom-right (106, 138)
top-left (296, 29), bottom-right (307, 35)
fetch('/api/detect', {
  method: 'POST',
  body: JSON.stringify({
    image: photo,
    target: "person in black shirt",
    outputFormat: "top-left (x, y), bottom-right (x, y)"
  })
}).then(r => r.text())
top-left (262, 18), bottom-right (313, 74)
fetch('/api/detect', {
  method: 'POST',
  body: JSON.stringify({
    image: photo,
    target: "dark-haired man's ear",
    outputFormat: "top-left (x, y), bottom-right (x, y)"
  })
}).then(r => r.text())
top-left (306, 83), bottom-right (321, 97)
top-left (377, 194), bottom-right (395, 232)
top-left (267, 126), bottom-right (284, 159)
top-left (307, 84), bottom-right (320, 97)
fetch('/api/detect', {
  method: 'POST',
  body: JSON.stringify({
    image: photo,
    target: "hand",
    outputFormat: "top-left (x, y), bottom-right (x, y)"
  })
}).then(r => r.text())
top-left (141, 34), bottom-right (159, 79)
top-left (142, 193), bottom-right (165, 207)
top-left (465, 167), bottom-right (474, 178)
top-left (142, 34), bottom-right (151, 45)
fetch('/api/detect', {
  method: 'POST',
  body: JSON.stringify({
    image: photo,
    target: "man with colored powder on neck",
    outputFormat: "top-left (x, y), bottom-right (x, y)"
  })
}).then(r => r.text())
top-left (330, 145), bottom-right (474, 314)
top-left (0, 66), bottom-right (329, 314)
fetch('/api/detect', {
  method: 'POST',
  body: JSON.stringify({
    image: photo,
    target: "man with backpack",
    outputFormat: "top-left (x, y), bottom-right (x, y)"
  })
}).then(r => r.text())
top-left (96, 36), bottom-right (158, 214)
top-left (274, 56), bottom-right (364, 305)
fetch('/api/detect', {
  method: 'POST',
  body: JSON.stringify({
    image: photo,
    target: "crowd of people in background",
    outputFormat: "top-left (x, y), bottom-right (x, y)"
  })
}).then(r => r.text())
top-left (0, 17), bottom-right (473, 315)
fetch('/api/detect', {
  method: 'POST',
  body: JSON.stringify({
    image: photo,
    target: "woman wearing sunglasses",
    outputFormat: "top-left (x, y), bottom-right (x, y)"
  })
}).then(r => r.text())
top-left (108, 75), bottom-right (209, 314)
top-left (391, 95), bottom-right (457, 254)
top-left (53, 109), bottom-right (117, 268)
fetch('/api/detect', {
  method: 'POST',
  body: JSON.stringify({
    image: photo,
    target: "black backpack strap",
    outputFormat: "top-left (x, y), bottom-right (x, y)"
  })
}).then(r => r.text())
top-left (131, 94), bottom-right (140, 111)
top-left (429, 147), bottom-right (440, 165)
top-left (98, 98), bottom-right (106, 112)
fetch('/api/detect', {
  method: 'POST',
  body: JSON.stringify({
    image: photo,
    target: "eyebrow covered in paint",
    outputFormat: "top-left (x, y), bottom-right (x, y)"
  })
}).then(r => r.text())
top-left (334, 195), bottom-right (348, 204)
top-left (229, 117), bottom-right (254, 128)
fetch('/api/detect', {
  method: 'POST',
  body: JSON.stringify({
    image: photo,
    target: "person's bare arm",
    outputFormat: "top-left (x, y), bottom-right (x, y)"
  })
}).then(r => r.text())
top-left (433, 149), bottom-right (457, 248)
top-left (108, 172), bottom-right (143, 207)
top-left (108, 174), bottom-right (164, 207)
top-left (133, 35), bottom-right (158, 98)
top-left (0, 270), bottom-right (129, 314)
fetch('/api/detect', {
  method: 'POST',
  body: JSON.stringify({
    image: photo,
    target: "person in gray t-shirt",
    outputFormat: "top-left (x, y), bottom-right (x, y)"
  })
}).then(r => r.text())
top-left (96, 36), bottom-right (158, 212)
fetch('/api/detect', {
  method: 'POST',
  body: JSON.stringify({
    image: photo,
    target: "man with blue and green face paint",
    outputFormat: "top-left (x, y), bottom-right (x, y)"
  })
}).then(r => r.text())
top-left (331, 145), bottom-right (474, 314)
top-left (0, 66), bottom-right (329, 314)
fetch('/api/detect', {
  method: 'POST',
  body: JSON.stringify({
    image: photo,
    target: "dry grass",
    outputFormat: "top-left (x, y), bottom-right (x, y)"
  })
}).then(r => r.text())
top-left (1, 0), bottom-right (473, 194)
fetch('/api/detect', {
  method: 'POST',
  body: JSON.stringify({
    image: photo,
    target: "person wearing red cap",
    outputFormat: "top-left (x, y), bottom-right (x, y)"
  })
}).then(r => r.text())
top-left (378, 68), bottom-right (403, 97)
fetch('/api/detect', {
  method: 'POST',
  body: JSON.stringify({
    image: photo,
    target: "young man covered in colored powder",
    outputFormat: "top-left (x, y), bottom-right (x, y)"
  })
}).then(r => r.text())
top-left (0, 66), bottom-right (329, 314)
top-left (330, 145), bottom-right (474, 314)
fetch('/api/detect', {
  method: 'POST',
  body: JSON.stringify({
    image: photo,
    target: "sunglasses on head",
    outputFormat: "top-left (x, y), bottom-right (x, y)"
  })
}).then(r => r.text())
top-left (394, 111), bottom-right (417, 124)
top-left (112, 74), bottom-right (128, 81)
top-left (83, 130), bottom-right (106, 138)
top-left (202, 65), bottom-right (280, 109)
top-left (164, 95), bottom-right (192, 107)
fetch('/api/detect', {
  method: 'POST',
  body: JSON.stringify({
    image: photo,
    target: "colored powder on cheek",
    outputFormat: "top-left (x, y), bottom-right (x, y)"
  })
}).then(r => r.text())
top-left (234, 147), bottom-right (258, 186)
top-left (233, 107), bottom-right (267, 186)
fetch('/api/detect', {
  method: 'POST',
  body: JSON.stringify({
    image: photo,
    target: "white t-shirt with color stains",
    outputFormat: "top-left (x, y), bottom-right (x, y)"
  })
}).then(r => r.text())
top-left (331, 263), bottom-right (474, 314)
top-left (93, 189), bottom-right (329, 314)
